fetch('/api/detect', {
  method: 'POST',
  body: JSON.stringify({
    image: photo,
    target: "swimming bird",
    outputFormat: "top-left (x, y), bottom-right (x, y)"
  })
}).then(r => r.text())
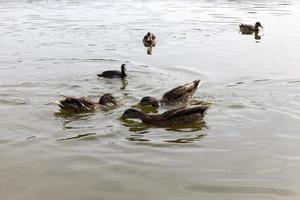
top-left (143, 32), bottom-right (156, 47)
top-left (139, 80), bottom-right (201, 108)
top-left (55, 93), bottom-right (117, 113)
top-left (121, 105), bottom-right (209, 126)
top-left (239, 22), bottom-right (263, 33)
top-left (97, 64), bottom-right (127, 78)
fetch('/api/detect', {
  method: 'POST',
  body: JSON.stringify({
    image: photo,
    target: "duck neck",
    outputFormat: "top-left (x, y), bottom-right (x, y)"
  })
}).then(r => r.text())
top-left (121, 68), bottom-right (127, 78)
top-left (135, 111), bottom-right (149, 122)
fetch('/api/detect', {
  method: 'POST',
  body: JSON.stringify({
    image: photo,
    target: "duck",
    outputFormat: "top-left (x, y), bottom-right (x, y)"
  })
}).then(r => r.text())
top-left (97, 64), bottom-right (127, 79)
top-left (55, 93), bottom-right (117, 113)
top-left (239, 22), bottom-right (263, 33)
top-left (139, 80), bottom-right (201, 108)
top-left (121, 105), bottom-right (209, 126)
top-left (143, 32), bottom-right (156, 47)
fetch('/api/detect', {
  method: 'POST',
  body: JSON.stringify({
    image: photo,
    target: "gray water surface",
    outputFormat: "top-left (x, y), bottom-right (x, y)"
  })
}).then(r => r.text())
top-left (1, 0), bottom-right (300, 199)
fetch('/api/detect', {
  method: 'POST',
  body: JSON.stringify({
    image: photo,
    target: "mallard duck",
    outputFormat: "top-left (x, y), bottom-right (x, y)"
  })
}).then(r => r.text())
top-left (97, 64), bottom-right (127, 78)
top-left (139, 80), bottom-right (201, 108)
top-left (121, 105), bottom-right (209, 126)
top-left (55, 93), bottom-right (117, 113)
top-left (143, 32), bottom-right (156, 47)
top-left (239, 22), bottom-right (263, 33)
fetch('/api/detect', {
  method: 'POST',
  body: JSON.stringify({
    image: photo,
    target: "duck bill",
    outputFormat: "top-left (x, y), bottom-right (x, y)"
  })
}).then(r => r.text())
top-left (132, 103), bottom-right (141, 108)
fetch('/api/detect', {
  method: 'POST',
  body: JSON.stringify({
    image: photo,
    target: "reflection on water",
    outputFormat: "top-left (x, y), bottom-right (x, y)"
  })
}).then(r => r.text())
top-left (240, 29), bottom-right (263, 41)
top-left (1, 0), bottom-right (300, 199)
top-left (120, 78), bottom-right (128, 90)
top-left (182, 184), bottom-right (296, 197)
top-left (122, 118), bottom-right (206, 132)
top-left (123, 117), bottom-right (207, 143)
top-left (146, 46), bottom-right (153, 55)
top-left (57, 132), bottom-right (97, 141)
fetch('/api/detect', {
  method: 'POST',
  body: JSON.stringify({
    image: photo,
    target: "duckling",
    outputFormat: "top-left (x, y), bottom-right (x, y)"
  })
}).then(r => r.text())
top-left (121, 105), bottom-right (209, 126)
top-left (55, 93), bottom-right (117, 113)
top-left (139, 80), bottom-right (201, 108)
top-left (97, 64), bottom-right (127, 79)
top-left (143, 32), bottom-right (156, 47)
top-left (239, 22), bottom-right (263, 33)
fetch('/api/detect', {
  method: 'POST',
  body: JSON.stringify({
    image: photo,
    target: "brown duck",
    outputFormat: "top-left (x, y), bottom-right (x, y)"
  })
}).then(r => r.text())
top-left (121, 105), bottom-right (209, 126)
top-left (239, 22), bottom-right (263, 34)
top-left (55, 93), bottom-right (117, 113)
top-left (139, 80), bottom-right (201, 108)
top-left (143, 32), bottom-right (156, 47)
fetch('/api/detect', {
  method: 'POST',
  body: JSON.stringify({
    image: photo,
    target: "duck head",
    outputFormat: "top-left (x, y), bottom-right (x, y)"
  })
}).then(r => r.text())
top-left (255, 22), bottom-right (263, 29)
top-left (99, 93), bottom-right (117, 105)
top-left (139, 96), bottom-right (159, 108)
top-left (146, 32), bottom-right (151, 38)
top-left (121, 108), bottom-right (145, 120)
top-left (121, 64), bottom-right (127, 77)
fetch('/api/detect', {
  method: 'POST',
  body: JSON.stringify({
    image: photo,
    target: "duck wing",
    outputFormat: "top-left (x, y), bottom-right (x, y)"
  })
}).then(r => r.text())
top-left (240, 24), bottom-right (254, 28)
top-left (161, 80), bottom-right (200, 102)
top-left (58, 97), bottom-right (95, 112)
top-left (239, 24), bottom-right (255, 32)
top-left (163, 106), bottom-right (208, 120)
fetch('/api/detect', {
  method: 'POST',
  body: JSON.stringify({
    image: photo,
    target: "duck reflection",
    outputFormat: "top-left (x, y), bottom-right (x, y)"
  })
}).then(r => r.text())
top-left (124, 121), bottom-right (207, 144)
top-left (54, 111), bottom-right (94, 130)
top-left (122, 117), bottom-right (206, 132)
top-left (254, 32), bottom-right (262, 40)
top-left (147, 46), bottom-right (153, 55)
top-left (240, 29), bottom-right (263, 41)
top-left (164, 133), bottom-right (206, 144)
top-left (120, 78), bottom-right (128, 90)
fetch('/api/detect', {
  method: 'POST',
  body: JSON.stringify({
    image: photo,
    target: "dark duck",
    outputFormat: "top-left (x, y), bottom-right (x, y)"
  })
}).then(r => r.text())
top-left (121, 105), bottom-right (209, 126)
top-left (97, 64), bottom-right (127, 79)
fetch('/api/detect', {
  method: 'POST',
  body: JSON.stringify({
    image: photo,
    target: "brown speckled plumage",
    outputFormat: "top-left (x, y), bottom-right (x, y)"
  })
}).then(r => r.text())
top-left (239, 22), bottom-right (263, 33)
top-left (143, 32), bottom-right (156, 47)
top-left (139, 80), bottom-right (201, 108)
top-left (122, 105), bottom-right (209, 126)
top-left (55, 93), bottom-right (117, 113)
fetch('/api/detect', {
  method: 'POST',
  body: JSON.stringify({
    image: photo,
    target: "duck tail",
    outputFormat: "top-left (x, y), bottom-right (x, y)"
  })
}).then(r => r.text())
top-left (201, 105), bottom-right (209, 116)
top-left (193, 80), bottom-right (201, 88)
top-left (52, 100), bottom-right (62, 106)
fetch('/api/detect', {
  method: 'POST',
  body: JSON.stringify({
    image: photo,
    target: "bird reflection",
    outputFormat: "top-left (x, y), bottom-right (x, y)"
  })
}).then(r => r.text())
top-left (123, 117), bottom-right (207, 143)
top-left (147, 47), bottom-right (153, 55)
top-left (54, 111), bottom-right (94, 130)
top-left (254, 32), bottom-right (262, 40)
top-left (240, 30), bottom-right (263, 41)
top-left (122, 116), bottom-right (207, 131)
top-left (120, 78), bottom-right (128, 90)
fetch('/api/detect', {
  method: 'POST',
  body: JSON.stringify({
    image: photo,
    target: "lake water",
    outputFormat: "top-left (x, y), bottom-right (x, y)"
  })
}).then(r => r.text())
top-left (1, 0), bottom-right (300, 199)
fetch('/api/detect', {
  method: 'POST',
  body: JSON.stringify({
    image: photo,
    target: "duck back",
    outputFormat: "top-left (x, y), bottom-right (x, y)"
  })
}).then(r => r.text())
top-left (98, 70), bottom-right (123, 78)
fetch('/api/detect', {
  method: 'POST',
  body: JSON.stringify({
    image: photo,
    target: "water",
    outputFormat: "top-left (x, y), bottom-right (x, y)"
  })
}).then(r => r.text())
top-left (1, 0), bottom-right (300, 199)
